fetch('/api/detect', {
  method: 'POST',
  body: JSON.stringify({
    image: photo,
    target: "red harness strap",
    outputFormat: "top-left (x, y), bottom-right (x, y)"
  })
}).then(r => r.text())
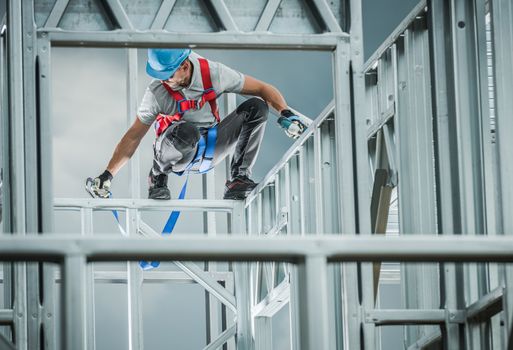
top-left (198, 58), bottom-right (220, 121)
top-left (155, 58), bottom-right (219, 137)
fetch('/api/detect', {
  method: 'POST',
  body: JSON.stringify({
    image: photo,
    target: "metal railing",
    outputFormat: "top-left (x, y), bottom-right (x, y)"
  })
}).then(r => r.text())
top-left (0, 235), bottom-right (512, 350)
top-left (52, 196), bottom-right (245, 350)
top-left (242, 102), bottom-right (338, 348)
top-left (3, 0), bottom-right (513, 349)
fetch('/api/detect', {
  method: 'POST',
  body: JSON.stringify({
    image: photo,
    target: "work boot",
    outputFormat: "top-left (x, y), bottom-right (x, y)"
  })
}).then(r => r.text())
top-left (148, 171), bottom-right (171, 200)
top-left (223, 175), bottom-right (258, 200)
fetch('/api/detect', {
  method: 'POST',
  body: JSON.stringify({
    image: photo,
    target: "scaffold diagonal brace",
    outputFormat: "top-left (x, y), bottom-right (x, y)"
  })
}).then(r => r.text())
top-left (139, 220), bottom-right (237, 313)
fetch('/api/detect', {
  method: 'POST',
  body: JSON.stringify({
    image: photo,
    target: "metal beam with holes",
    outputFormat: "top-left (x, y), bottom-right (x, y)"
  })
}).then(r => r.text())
top-left (365, 309), bottom-right (465, 326)
top-left (38, 30), bottom-right (347, 50)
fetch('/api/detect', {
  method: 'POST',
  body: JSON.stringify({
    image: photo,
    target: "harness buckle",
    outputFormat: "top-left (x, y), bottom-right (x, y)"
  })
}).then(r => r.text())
top-left (177, 99), bottom-right (197, 114)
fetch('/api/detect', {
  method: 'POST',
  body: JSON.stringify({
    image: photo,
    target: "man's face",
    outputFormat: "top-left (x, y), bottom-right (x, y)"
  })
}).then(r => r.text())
top-left (165, 60), bottom-right (191, 89)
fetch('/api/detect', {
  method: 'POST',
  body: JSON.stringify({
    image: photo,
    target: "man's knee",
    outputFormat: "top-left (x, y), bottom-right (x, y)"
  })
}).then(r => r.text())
top-left (155, 120), bottom-right (200, 167)
top-left (237, 97), bottom-right (269, 122)
top-left (168, 121), bottom-right (200, 149)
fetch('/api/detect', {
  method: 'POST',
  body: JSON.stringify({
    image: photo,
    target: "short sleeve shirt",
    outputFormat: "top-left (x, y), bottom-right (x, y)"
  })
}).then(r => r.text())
top-left (138, 52), bottom-right (245, 128)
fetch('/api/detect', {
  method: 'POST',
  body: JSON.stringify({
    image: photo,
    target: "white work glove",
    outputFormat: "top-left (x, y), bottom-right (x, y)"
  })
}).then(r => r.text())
top-left (85, 170), bottom-right (112, 198)
top-left (277, 109), bottom-right (312, 139)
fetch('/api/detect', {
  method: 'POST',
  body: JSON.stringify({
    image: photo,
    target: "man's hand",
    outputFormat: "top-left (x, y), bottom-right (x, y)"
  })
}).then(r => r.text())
top-left (87, 170), bottom-right (113, 198)
top-left (277, 109), bottom-right (312, 139)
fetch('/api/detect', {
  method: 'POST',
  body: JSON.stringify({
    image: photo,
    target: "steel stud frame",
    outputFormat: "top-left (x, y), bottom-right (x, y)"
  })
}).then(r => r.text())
top-left (2, 0), bottom-right (513, 349)
top-left (364, 0), bottom-right (513, 348)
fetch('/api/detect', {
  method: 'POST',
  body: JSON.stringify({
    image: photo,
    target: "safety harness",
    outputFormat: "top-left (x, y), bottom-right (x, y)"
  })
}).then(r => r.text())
top-left (154, 58), bottom-right (220, 137)
top-left (139, 57), bottom-right (220, 270)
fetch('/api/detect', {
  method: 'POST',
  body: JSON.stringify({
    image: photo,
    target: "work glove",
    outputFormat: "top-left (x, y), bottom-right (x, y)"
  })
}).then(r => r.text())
top-left (86, 170), bottom-right (113, 198)
top-left (277, 109), bottom-right (312, 139)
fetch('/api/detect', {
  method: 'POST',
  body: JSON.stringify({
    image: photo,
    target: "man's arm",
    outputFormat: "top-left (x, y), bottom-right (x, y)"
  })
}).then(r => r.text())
top-left (106, 118), bottom-right (151, 176)
top-left (240, 75), bottom-right (288, 113)
top-left (240, 75), bottom-right (312, 139)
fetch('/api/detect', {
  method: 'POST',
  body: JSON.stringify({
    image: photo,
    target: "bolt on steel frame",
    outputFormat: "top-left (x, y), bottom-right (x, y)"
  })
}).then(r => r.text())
top-left (1, 0), bottom-right (513, 349)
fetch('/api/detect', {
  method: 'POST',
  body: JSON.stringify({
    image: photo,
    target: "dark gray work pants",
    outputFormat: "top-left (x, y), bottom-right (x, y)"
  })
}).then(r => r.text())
top-left (153, 97), bottom-right (269, 179)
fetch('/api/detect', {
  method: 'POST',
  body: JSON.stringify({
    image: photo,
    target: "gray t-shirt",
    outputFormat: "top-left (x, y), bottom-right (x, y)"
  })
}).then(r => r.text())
top-left (138, 52), bottom-right (245, 128)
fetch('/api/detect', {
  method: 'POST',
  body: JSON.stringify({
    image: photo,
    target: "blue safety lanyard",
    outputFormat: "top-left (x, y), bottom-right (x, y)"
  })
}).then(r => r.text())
top-left (110, 195), bottom-right (127, 236)
top-left (139, 126), bottom-right (217, 270)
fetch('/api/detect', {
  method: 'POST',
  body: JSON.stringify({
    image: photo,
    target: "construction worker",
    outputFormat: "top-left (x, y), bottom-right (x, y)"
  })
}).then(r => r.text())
top-left (90, 48), bottom-right (310, 200)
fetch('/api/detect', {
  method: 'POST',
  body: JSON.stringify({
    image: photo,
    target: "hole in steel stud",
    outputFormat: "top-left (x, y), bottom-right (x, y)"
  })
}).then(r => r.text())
top-left (458, 21), bottom-right (466, 28)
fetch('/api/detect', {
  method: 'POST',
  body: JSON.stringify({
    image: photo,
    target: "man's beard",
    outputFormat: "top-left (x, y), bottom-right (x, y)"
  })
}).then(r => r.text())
top-left (168, 77), bottom-right (188, 90)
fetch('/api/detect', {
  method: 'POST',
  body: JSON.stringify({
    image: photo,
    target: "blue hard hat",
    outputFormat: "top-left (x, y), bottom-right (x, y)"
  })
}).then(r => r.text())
top-left (146, 48), bottom-right (192, 80)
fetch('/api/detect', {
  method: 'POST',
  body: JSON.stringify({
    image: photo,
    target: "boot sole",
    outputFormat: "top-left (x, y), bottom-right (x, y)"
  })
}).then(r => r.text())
top-left (223, 189), bottom-right (253, 200)
top-left (149, 188), bottom-right (171, 200)
top-left (149, 195), bottom-right (171, 200)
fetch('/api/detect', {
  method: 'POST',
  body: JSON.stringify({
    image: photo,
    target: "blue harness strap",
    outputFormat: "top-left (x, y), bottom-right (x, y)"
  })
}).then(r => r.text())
top-left (139, 125), bottom-right (217, 270)
top-left (199, 126), bottom-right (217, 173)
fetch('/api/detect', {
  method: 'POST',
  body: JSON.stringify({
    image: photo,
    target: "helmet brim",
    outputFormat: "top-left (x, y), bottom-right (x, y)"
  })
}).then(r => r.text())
top-left (146, 48), bottom-right (191, 80)
top-left (146, 62), bottom-right (175, 80)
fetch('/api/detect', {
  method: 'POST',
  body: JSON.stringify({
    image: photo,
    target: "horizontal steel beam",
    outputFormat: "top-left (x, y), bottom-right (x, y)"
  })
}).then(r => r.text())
top-left (0, 269), bottom-right (232, 284)
top-left (93, 270), bottom-right (233, 284)
top-left (466, 286), bottom-right (504, 322)
top-left (39, 30), bottom-right (347, 50)
top-left (54, 198), bottom-right (236, 212)
top-left (365, 309), bottom-right (464, 325)
top-left (0, 309), bottom-right (14, 325)
top-left (0, 235), bottom-right (511, 263)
